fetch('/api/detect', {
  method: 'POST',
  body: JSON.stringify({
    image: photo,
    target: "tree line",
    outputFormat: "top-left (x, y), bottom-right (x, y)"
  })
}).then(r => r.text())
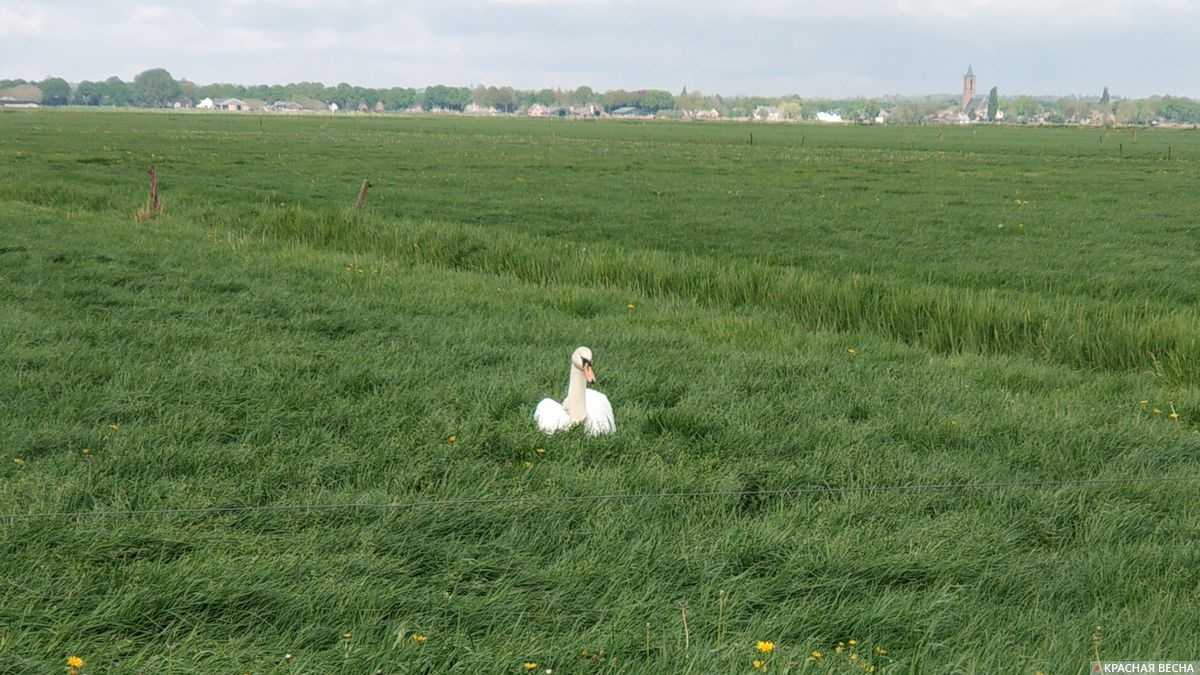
top-left (5, 69), bottom-right (1200, 124)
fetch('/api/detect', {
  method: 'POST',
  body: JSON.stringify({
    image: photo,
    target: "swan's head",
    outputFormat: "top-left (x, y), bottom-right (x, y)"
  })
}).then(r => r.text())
top-left (571, 346), bottom-right (596, 383)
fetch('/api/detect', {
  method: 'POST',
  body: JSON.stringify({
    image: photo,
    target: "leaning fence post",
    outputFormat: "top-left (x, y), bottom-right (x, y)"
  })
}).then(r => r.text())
top-left (354, 179), bottom-right (371, 209)
top-left (148, 165), bottom-right (160, 213)
top-left (136, 164), bottom-right (162, 222)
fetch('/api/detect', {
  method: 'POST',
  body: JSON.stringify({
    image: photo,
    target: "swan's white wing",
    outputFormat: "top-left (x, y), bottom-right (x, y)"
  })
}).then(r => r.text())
top-left (583, 389), bottom-right (616, 436)
top-left (534, 398), bottom-right (572, 434)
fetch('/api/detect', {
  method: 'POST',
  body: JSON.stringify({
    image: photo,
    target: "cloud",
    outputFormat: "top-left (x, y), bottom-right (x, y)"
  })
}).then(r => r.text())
top-left (0, 6), bottom-right (45, 36)
top-left (0, 0), bottom-right (1196, 96)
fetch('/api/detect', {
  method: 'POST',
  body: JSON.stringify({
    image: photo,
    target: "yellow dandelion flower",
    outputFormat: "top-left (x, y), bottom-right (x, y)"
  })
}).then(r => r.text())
top-left (411, 634), bottom-right (428, 644)
top-left (1153, 409), bottom-right (1162, 416)
top-left (811, 651), bottom-right (823, 659)
top-left (67, 656), bottom-right (85, 668)
top-left (850, 653), bottom-right (859, 662)
top-left (755, 640), bottom-right (775, 654)
top-left (752, 659), bottom-right (767, 672)
top-left (447, 435), bottom-right (457, 444)
top-left (13, 458), bottom-right (24, 465)
top-left (1139, 400), bottom-right (1149, 408)
top-left (874, 646), bottom-right (887, 655)
top-left (535, 448), bottom-right (545, 455)
top-left (865, 666), bottom-right (876, 673)
top-left (342, 632), bottom-right (352, 640)
top-left (847, 347), bottom-right (857, 355)
top-left (836, 643), bottom-right (845, 654)
top-left (109, 424), bottom-right (119, 432)
top-left (848, 639), bottom-right (858, 646)
top-left (524, 662), bottom-right (539, 671)
top-left (627, 303), bottom-right (636, 310)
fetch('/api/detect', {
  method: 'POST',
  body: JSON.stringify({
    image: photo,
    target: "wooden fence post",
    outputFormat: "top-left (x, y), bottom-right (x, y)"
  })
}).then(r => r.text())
top-left (136, 165), bottom-right (162, 222)
top-left (354, 180), bottom-right (371, 209)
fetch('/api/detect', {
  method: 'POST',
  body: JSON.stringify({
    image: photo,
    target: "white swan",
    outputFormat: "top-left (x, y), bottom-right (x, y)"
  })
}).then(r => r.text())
top-left (533, 346), bottom-right (615, 436)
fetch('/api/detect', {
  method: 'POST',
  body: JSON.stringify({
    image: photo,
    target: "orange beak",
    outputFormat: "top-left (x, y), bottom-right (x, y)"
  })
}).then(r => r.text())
top-left (583, 363), bottom-right (595, 383)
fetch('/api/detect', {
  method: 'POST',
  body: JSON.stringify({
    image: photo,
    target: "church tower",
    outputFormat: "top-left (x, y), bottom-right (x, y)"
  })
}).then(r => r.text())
top-left (961, 65), bottom-right (976, 111)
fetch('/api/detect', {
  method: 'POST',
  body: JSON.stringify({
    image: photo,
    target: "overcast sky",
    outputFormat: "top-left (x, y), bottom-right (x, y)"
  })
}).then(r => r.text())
top-left (1, 0), bottom-right (1197, 98)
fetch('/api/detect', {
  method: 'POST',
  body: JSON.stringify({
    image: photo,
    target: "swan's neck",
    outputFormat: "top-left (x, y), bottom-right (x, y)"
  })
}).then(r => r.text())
top-left (564, 366), bottom-right (588, 423)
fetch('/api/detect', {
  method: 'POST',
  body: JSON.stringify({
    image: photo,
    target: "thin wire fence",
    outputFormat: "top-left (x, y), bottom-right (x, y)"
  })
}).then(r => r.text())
top-left (3, 475), bottom-right (1197, 524)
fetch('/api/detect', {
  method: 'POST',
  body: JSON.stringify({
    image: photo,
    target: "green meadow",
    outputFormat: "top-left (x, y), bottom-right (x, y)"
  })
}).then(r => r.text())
top-left (1, 110), bottom-right (1198, 674)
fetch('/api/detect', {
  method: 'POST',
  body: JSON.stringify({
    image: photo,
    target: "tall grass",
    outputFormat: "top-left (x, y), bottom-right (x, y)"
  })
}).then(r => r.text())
top-left (212, 203), bottom-right (1200, 381)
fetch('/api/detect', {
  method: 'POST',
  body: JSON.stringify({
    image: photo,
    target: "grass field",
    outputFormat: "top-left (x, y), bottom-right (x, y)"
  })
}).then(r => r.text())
top-left (1, 110), bottom-right (1199, 674)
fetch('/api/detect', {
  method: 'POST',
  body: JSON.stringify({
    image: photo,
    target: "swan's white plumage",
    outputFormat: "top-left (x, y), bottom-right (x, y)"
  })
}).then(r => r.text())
top-left (534, 398), bottom-right (573, 434)
top-left (582, 389), bottom-right (615, 435)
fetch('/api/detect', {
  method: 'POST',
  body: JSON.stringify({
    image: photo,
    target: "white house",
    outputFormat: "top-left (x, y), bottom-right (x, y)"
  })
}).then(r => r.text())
top-left (465, 102), bottom-right (497, 116)
top-left (197, 97), bottom-right (215, 110)
top-left (753, 106), bottom-right (785, 122)
top-left (527, 103), bottom-right (550, 117)
top-left (816, 112), bottom-right (844, 123)
top-left (213, 98), bottom-right (246, 111)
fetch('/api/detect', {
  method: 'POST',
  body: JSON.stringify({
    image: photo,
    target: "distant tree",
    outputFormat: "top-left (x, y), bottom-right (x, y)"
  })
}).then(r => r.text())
top-left (862, 99), bottom-right (881, 121)
top-left (533, 88), bottom-right (556, 106)
top-left (73, 81), bottom-right (103, 106)
top-left (134, 68), bottom-right (182, 107)
top-left (1113, 99), bottom-right (1140, 125)
top-left (101, 76), bottom-right (134, 106)
top-left (39, 77), bottom-right (71, 105)
top-left (569, 85), bottom-right (595, 105)
top-left (637, 89), bottom-right (675, 112)
top-left (178, 79), bottom-right (197, 103)
top-left (1099, 86), bottom-right (1110, 105)
top-left (494, 86), bottom-right (517, 113)
top-left (987, 86), bottom-right (999, 121)
top-left (423, 85), bottom-right (470, 111)
top-left (601, 89), bottom-right (634, 111)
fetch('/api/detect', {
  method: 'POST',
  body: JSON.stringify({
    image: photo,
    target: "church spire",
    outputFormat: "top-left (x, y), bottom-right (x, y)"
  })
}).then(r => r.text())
top-left (966, 64), bottom-right (974, 77)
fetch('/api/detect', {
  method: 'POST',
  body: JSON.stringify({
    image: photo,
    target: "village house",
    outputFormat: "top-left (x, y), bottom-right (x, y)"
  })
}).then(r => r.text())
top-left (753, 106), bottom-right (785, 122)
top-left (0, 96), bottom-right (40, 108)
top-left (199, 98), bottom-right (248, 111)
top-left (269, 101), bottom-right (305, 113)
top-left (608, 106), bottom-right (652, 119)
top-left (526, 103), bottom-right (551, 117)
top-left (570, 103), bottom-right (601, 117)
top-left (465, 102), bottom-right (498, 116)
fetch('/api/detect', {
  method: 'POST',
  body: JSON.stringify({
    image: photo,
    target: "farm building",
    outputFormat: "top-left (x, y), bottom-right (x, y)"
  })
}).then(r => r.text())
top-left (269, 101), bottom-right (304, 112)
top-left (753, 106), bottom-right (785, 122)
top-left (609, 106), bottom-right (652, 118)
top-left (465, 102), bottom-right (498, 116)
top-left (200, 98), bottom-right (249, 111)
top-left (0, 97), bottom-right (40, 108)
